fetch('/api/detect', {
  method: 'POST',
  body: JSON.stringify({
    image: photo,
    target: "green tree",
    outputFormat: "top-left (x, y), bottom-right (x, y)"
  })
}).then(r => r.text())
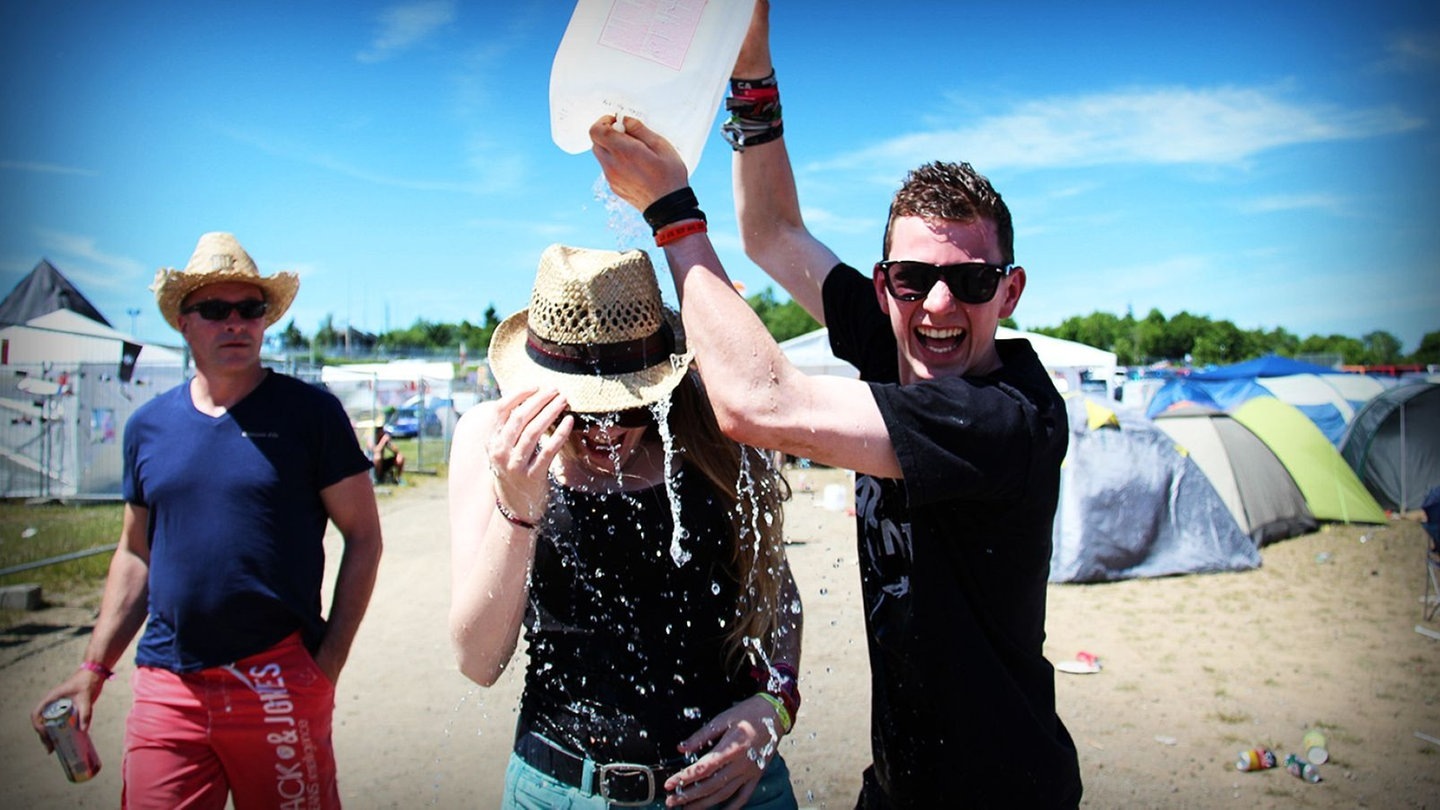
top-left (277, 318), bottom-right (307, 351)
top-left (1360, 331), bottom-right (1402, 366)
top-left (1412, 331), bottom-right (1440, 365)
top-left (746, 287), bottom-right (820, 343)
top-left (314, 314), bottom-right (339, 350)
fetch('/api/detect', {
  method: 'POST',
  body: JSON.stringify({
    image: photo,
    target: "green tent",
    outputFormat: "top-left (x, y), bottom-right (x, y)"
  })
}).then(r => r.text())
top-left (1232, 397), bottom-right (1387, 524)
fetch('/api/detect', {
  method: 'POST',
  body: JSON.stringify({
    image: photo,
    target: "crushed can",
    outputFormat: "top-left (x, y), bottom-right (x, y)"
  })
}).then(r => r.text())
top-left (1284, 753), bottom-right (1321, 783)
top-left (1236, 746), bottom-right (1278, 771)
top-left (41, 698), bottom-right (102, 783)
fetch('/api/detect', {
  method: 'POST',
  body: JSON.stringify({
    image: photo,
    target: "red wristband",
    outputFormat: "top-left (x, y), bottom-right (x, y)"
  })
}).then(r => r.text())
top-left (81, 660), bottom-right (115, 680)
top-left (655, 219), bottom-right (707, 247)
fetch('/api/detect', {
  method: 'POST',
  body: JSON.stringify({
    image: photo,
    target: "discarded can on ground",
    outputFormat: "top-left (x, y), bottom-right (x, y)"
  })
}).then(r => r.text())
top-left (1302, 728), bottom-right (1329, 764)
top-left (1236, 746), bottom-right (1278, 771)
top-left (1284, 753), bottom-right (1321, 783)
top-left (41, 698), bottom-right (102, 783)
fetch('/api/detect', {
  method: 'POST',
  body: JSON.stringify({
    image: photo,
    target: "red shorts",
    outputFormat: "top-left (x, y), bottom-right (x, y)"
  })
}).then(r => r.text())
top-left (122, 632), bottom-right (340, 809)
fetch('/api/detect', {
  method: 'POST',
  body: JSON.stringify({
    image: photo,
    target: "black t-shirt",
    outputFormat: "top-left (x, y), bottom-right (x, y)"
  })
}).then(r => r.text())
top-left (517, 464), bottom-right (752, 765)
top-left (825, 264), bottom-right (1082, 808)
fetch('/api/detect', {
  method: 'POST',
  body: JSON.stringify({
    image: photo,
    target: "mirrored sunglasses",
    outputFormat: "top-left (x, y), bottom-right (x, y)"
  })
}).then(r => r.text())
top-left (875, 260), bottom-right (1015, 304)
top-left (181, 299), bottom-right (269, 321)
top-left (567, 407), bottom-right (654, 430)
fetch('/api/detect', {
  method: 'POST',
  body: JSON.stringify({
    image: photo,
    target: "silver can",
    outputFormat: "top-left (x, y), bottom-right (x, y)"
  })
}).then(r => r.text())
top-left (41, 698), bottom-right (102, 783)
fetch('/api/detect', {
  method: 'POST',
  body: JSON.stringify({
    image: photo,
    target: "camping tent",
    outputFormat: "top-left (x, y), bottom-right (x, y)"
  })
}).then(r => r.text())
top-left (1153, 405), bottom-right (1317, 545)
top-left (1231, 397), bottom-right (1387, 524)
top-left (1145, 355), bottom-right (1387, 445)
top-left (1339, 382), bottom-right (1440, 512)
top-left (779, 327), bottom-right (1119, 394)
top-left (1049, 396), bottom-right (1261, 583)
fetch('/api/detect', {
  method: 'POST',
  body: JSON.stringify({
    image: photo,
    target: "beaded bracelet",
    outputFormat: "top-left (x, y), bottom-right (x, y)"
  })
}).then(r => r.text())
top-left (494, 498), bottom-right (537, 530)
top-left (81, 660), bottom-right (115, 680)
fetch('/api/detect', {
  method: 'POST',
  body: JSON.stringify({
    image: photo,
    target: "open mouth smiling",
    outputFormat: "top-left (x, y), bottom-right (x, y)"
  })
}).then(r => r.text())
top-left (916, 325), bottom-right (966, 354)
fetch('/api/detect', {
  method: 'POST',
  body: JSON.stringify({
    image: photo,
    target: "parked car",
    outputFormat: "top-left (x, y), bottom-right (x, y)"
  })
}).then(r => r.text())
top-left (384, 403), bottom-right (445, 438)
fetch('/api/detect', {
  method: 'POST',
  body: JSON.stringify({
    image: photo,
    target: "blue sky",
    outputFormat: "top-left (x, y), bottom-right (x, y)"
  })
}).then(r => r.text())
top-left (3, 1), bottom-right (1438, 354)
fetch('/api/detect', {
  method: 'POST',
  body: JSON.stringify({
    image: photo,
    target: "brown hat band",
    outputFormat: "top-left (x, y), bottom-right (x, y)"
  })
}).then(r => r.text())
top-left (525, 322), bottom-right (676, 376)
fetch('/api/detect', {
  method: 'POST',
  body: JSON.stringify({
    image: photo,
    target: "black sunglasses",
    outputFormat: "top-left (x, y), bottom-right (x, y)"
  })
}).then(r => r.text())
top-left (567, 408), bottom-right (654, 430)
top-left (875, 260), bottom-right (1015, 304)
top-left (181, 298), bottom-right (269, 321)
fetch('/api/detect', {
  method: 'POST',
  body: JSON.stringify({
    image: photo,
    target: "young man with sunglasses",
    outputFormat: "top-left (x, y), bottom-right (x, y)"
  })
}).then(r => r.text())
top-left (30, 232), bottom-right (383, 808)
top-left (589, 3), bottom-right (1079, 806)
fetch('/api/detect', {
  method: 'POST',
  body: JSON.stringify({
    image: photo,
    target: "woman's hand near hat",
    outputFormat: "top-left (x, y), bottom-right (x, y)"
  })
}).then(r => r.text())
top-left (487, 388), bottom-right (572, 526)
top-left (589, 115), bottom-right (690, 212)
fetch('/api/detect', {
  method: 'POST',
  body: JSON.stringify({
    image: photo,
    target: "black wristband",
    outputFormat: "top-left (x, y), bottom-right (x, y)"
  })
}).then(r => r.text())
top-left (643, 187), bottom-right (706, 233)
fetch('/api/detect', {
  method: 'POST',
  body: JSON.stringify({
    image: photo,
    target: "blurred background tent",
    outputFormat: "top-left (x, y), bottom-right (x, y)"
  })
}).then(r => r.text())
top-left (1339, 381), bottom-right (1440, 512)
top-left (1153, 404), bottom-right (1317, 545)
top-left (1049, 396), bottom-right (1260, 583)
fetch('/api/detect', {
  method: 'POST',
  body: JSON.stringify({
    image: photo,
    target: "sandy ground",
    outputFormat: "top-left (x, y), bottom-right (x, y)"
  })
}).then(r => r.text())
top-left (2, 466), bottom-right (1438, 808)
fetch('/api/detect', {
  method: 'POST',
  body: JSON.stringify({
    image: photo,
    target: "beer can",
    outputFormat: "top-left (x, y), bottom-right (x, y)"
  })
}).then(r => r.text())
top-left (1284, 753), bottom-right (1321, 783)
top-left (1302, 728), bottom-right (1329, 764)
top-left (41, 698), bottom-right (102, 783)
top-left (1235, 746), bottom-right (1277, 771)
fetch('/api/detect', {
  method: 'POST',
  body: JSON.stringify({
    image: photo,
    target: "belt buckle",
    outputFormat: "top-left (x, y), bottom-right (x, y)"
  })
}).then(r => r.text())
top-left (597, 762), bottom-right (656, 806)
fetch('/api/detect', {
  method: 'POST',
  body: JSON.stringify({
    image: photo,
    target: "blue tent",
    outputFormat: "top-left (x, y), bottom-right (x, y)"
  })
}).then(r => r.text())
top-left (1188, 355), bottom-right (1335, 381)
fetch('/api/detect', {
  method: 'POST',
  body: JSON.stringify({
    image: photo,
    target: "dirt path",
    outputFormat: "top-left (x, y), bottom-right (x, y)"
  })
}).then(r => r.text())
top-left (2, 468), bottom-right (1437, 808)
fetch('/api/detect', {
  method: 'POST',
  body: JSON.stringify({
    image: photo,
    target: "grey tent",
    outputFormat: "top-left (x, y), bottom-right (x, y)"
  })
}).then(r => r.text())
top-left (1340, 382), bottom-right (1440, 512)
top-left (1049, 396), bottom-right (1261, 583)
top-left (1153, 405), bottom-right (1317, 545)
top-left (0, 259), bottom-right (111, 327)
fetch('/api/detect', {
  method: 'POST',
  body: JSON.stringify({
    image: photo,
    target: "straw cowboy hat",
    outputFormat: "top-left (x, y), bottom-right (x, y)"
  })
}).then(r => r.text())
top-left (151, 232), bottom-right (299, 331)
top-left (488, 244), bottom-right (692, 413)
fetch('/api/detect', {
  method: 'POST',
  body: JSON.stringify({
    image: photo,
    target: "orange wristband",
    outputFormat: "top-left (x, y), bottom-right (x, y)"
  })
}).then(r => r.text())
top-left (655, 220), bottom-right (708, 247)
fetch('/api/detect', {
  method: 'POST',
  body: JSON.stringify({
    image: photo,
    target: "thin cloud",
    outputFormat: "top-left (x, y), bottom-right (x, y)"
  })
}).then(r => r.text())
top-left (32, 229), bottom-right (148, 293)
top-left (0, 160), bottom-right (97, 177)
top-left (1376, 30), bottom-right (1440, 73)
top-left (357, 0), bottom-right (456, 63)
top-left (809, 85), bottom-right (1424, 176)
top-left (1238, 193), bottom-right (1351, 216)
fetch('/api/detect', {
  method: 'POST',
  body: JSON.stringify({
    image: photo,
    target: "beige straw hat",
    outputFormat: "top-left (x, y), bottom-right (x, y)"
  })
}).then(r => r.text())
top-left (488, 244), bottom-right (691, 413)
top-left (150, 232), bottom-right (299, 331)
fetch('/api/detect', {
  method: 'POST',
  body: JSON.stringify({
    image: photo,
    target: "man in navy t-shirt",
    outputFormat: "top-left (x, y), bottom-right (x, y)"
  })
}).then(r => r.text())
top-left (31, 232), bottom-right (383, 808)
top-left (588, 3), bottom-right (1081, 805)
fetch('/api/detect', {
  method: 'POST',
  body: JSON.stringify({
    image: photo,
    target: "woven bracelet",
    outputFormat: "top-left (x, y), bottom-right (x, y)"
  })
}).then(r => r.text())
top-left (494, 498), bottom-right (537, 530)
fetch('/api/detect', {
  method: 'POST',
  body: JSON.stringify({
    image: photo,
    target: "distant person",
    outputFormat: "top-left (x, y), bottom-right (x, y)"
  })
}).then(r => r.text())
top-left (448, 244), bottom-right (802, 809)
top-left (587, 2), bottom-right (1081, 806)
top-left (30, 232), bottom-right (384, 808)
top-left (369, 424), bottom-right (404, 484)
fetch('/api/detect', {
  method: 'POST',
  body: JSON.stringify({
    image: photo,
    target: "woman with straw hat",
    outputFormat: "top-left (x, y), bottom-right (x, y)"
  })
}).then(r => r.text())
top-left (449, 244), bottom-right (802, 809)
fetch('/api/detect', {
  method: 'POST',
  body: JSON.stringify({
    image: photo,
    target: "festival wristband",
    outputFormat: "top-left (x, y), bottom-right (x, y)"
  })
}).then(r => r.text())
top-left (80, 660), bottom-right (115, 680)
top-left (756, 692), bottom-right (793, 734)
top-left (494, 498), bottom-right (537, 530)
top-left (655, 220), bottom-right (708, 247)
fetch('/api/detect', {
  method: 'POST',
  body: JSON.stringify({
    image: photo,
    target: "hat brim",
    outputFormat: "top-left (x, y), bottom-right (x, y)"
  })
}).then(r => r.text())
top-left (487, 307), bottom-right (692, 413)
top-left (153, 268), bottom-right (299, 332)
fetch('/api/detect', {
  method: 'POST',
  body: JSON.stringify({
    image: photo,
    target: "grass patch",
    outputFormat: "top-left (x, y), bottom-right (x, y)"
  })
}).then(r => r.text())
top-left (1212, 709), bottom-right (1253, 725)
top-left (0, 499), bottom-right (120, 627)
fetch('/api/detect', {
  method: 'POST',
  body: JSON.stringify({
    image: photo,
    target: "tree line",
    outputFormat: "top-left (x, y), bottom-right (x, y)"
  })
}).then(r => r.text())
top-left (274, 290), bottom-right (1438, 369)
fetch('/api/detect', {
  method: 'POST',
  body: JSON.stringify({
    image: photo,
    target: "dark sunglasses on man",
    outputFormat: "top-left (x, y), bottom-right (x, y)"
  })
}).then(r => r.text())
top-left (875, 260), bottom-right (1016, 304)
top-left (181, 299), bottom-right (270, 321)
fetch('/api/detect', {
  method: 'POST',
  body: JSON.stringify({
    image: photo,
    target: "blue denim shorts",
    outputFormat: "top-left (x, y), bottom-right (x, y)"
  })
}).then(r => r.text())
top-left (502, 746), bottom-right (798, 810)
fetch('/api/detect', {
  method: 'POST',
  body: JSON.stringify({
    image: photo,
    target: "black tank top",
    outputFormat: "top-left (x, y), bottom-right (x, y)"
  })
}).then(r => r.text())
top-left (517, 463), bottom-right (752, 763)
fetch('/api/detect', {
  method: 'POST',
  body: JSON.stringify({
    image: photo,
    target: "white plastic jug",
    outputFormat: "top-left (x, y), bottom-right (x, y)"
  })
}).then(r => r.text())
top-left (550, 0), bottom-right (757, 174)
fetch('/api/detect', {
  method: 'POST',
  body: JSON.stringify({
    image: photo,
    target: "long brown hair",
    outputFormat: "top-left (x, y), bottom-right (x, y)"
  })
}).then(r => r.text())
top-left (667, 370), bottom-right (793, 670)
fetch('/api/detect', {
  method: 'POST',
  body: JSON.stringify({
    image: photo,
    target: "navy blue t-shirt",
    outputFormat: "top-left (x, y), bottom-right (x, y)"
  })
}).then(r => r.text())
top-left (824, 264), bottom-right (1081, 808)
top-left (123, 371), bottom-right (370, 671)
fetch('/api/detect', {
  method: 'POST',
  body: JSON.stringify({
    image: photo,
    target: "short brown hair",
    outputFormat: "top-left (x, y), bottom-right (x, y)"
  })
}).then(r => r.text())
top-left (883, 161), bottom-right (1015, 264)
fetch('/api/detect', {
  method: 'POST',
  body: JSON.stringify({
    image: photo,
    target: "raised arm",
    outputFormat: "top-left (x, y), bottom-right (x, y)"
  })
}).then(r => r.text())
top-left (589, 117), bottom-right (900, 479)
top-left (447, 389), bottom-right (571, 686)
top-left (731, 0), bottom-right (839, 321)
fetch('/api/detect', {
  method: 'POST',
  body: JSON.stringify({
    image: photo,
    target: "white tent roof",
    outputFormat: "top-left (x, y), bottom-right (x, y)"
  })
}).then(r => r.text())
top-left (320, 360), bottom-right (454, 384)
top-left (1, 309), bottom-right (184, 366)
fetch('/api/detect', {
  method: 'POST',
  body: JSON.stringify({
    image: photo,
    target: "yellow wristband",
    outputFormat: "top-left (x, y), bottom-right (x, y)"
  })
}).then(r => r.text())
top-left (756, 692), bottom-right (792, 734)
